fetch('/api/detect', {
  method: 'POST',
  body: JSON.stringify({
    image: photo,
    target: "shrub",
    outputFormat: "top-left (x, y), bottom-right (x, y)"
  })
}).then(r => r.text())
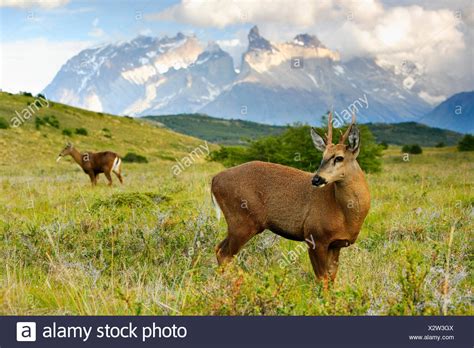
top-left (21, 91), bottom-right (33, 97)
top-left (102, 128), bottom-right (112, 138)
top-left (402, 144), bottom-right (422, 154)
top-left (91, 192), bottom-right (167, 210)
top-left (34, 115), bottom-right (59, 129)
top-left (379, 141), bottom-right (389, 150)
top-left (62, 128), bottom-right (73, 136)
top-left (43, 115), bottom-right (59, 128)
top-left (457, 134), bottom-right (474, 151)
top-left (435, 142), bottom-right (445, 148)
top-left (36, 93), bottom-right (46, 99)
top-left (35, 116), bottom-right (45, 130)
top-left (123, 152), bottom-right (148, 163)
top-left (0, 117), bottom-right (9, 129)
top-left (75, 127), bottom-right (88, 136)
top-left (209, 122), bottom-right (383, 173)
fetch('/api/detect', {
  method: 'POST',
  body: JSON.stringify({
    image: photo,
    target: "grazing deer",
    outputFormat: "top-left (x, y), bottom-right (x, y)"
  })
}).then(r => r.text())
top-left (211, 113), bottom-right (370, 286)
top-left (56, 143), bottom-right (123, 186)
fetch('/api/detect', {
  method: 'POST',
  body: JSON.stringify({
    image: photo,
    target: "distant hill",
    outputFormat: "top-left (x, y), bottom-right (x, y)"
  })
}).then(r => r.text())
top-left (145, 114), bottom-right (463, 147)
top-left (366, 122), bottom-right (463, 146)
top-left (144, 114), bottom-right (286, 145)
top-left (0, 92), bottom-right (205, 168)
top-left (419, 91), bottom-right (474, 134)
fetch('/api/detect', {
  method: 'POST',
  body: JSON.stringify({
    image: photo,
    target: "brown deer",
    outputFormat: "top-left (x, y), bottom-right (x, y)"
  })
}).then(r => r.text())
top-left (211, 113), bottom-right (370, 286)
top-left (56, 143), bottom-right (123, 186)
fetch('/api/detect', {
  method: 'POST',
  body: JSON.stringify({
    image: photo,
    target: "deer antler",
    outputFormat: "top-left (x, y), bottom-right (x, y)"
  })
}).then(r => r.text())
top-left (325, 111), bottom-right (333, 144)
top-left (339, 111), bottom-right (356, 144)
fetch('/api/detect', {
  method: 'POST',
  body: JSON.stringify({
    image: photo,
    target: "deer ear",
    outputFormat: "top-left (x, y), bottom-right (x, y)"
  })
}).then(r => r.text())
top-left (311, 128), bottom-right (326, 152)
top-left (347, 125), bottom-right (360, 156)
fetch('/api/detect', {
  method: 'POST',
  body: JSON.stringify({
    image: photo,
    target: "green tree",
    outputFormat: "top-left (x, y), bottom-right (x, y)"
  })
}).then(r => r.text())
top-left (209, 122), bottom-right (383, 173)
top-left (457, 134), bottom-right (474, 151)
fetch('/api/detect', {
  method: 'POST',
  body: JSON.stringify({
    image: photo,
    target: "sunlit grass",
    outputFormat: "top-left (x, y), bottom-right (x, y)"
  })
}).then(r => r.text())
top-left (1, 145), bottom-right (472, 315)
top-left (0, 92), bottom-right (472, 315)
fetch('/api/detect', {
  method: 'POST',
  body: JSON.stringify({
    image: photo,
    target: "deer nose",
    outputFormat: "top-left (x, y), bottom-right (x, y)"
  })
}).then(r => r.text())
top-left (312, 175), bottom-right (327, 187)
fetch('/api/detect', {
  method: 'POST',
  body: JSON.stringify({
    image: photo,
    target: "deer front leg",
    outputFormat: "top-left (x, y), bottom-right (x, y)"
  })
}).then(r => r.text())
top-left (327, 247), bottom-right (341, 282)
top-left (88, 172), bottom-right (97, 186)
top-left (307, 244), bottom-right (330, 289)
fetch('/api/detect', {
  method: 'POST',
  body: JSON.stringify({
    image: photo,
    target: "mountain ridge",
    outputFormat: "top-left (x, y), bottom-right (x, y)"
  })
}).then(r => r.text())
top-left (43, 26), bottom-right (449, 125)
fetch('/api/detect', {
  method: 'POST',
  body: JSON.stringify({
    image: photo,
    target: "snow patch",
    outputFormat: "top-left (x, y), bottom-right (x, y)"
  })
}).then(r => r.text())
top-left (418, 91), bottom-right (446, 105)
top-left (333, 65), bottom-right (345, 75)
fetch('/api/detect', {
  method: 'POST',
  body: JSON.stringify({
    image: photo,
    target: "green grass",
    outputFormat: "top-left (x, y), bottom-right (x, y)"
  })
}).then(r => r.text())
top-left (0, 92), bottom-right (472, 315)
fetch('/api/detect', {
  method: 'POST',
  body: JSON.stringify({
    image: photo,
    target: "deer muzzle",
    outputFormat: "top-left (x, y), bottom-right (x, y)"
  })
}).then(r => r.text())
top-left (312, 175), bottom-right (327, 187)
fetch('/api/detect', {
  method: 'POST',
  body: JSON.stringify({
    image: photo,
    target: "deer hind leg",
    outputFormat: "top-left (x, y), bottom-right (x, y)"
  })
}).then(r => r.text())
top-left (104, 171), bottom-right (113, 186)
top-left (216, 223), bottom-right (258, 266)
top-left (112, 159), bottom-right (123, 184)
top-left (114, 171), bottom-right (123, 184)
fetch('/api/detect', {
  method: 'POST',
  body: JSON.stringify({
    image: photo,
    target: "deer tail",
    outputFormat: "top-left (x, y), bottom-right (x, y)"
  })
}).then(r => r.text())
top-left (211, 178), bottom-right (222, 221)
top-left (112, 156), bottom-right (122, 174)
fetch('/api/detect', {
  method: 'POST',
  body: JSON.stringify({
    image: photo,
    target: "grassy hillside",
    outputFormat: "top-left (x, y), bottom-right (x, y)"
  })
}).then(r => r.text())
top-left (0, 92), bottom-right (212, 169)
top-left (144, 114), bottom-right (286, 145)
top-left (144, 114), bottom-right (463, 146)
top-left (0, 93), bottom-right (472, 315)
top-left (366, 122), bottom-right (463, 146)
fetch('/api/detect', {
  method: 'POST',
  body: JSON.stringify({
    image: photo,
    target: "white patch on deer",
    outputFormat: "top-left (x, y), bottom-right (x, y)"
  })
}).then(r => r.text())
top-left (112, 157), bottom-right (121, 173)
top-left (212, 193), bottom-right (222, 221)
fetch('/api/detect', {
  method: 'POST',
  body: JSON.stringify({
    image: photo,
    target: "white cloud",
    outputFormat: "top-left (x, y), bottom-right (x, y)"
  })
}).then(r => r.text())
top-left (216, 30), bottom-right (248, 67)
top-left (0, 38), bottom-right (91, 94)
top-left (148, 0), bottom-right (472, 94)
top-left (0, 0), bottom-right (69, 9)
top-left (88, 17), bottom-right (105, 38)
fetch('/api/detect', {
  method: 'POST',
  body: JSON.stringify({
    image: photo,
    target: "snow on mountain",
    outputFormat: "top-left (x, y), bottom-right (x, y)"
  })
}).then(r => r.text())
top-left (44, 33), bottom-right (204, 115)
top-left (201, 26), bottom-right (430, 124)
top-left (43, 26), bottom-right (434, 125)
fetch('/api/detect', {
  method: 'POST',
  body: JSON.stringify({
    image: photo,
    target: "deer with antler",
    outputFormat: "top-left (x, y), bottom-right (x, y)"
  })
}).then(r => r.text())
top-left (211, 113), bottom-right (370, 286)
top-left (57, 143), bottom-right (123, 186)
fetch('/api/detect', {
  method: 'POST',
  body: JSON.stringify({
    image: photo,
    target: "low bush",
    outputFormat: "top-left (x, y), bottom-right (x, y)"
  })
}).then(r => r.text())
top-left (62, 128), bottom-right (73, 136)
top-left (401, 144), bottom-right (422, 154)
top-left (123, 152), bottom-right (148, 163)
top-left (75, 127), bottom-right (88, 136)
top-left (91, 192), bottom-right (167, 210)
top-left (0, 117), bottom-right (9, 129)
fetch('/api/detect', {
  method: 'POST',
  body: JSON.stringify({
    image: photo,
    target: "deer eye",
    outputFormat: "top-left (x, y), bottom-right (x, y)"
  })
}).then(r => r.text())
top-left (334, 156), bottom-right (344, 163)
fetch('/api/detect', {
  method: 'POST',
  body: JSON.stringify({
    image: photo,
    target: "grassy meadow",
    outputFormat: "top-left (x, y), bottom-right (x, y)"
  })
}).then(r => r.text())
top-left (0, 92), bottom-right (472, 315)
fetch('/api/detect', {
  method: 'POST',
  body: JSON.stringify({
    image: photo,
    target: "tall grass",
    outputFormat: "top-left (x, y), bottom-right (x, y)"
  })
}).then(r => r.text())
top-left (0, 146), bottom-right (472, 315)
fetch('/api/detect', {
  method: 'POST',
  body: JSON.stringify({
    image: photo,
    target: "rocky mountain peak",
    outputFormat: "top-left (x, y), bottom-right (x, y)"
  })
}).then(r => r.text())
top-left (293, 33), bottom-right (324, 48)
top-left (248, 25), bottom-right (272, 51)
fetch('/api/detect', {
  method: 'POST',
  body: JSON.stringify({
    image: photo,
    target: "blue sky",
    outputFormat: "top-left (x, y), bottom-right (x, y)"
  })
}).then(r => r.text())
top-left (0, 0), bottom-right (472, 96)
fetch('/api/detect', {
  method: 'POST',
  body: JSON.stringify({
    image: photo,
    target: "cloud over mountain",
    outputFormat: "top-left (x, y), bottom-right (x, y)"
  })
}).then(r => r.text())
top-left (148, 0), bottom-right (473, 99)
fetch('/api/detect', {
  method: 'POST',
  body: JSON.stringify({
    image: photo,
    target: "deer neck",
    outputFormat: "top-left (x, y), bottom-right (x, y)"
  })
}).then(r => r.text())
top-left (69, 148), bottom-right (84, 167)
top-left (334, 163), bottom-right (370, 234)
